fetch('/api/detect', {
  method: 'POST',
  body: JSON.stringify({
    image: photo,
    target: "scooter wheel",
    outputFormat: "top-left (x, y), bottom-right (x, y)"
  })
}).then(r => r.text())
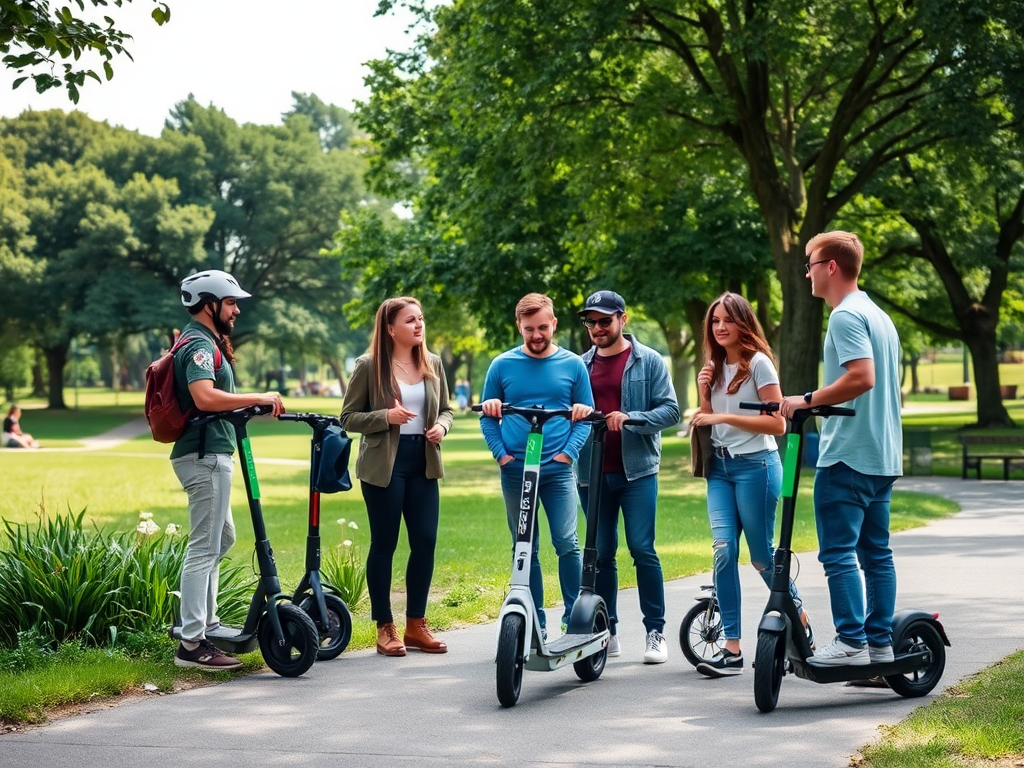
top-left (754, 630), bottom-right (785, 713)
top-left (258, 602), bottom-right (319, 677)
top-left (884, 620), bottom-right (946, 698)
top-left (573, 604), bottom-right (609, 683)
top-left (496, 613), bottom-right (525, 708)
top-left (679, 597), bottom-right (725, 668)
top-left (299, 593), bottom-right (353, 661)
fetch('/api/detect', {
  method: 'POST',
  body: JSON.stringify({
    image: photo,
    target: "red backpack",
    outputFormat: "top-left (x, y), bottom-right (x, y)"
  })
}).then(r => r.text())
top-left (144, 335), bottom-right (222, 443)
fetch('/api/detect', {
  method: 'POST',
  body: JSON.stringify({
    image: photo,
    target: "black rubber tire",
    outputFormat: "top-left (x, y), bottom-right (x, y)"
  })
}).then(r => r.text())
top-left (573, 604), bottom-right (610, 683)
top-left (679, 597), bottom-right (725, 668)
top-left (884, 620), bottom-right (946, 698)
top-left (496, 613), bottom-right (525, 708)
top-left (754, 630), bottom-right (785, 713)
top-left (257, 602), bottom-right (319, 677)
top-left (299, 593), bottom-right (353, 661)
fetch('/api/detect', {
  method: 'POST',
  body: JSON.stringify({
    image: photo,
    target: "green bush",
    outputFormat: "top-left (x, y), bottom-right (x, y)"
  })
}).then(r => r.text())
top-left (0, 510), bottom-right (252, 649)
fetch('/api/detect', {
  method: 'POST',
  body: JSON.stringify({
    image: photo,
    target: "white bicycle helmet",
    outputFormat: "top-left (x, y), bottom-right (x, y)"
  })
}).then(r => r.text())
top-left (180, 269), bottom-right (252, 307)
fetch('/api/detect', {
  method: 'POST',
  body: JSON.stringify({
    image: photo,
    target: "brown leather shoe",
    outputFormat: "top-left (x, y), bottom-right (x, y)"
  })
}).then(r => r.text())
top-left (376, 622), bottom-right (406, 657)
top-left (404, 617), bottom-right (448, 654)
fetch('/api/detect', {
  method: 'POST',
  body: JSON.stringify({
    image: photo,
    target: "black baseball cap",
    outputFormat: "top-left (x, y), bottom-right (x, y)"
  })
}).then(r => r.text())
top-left (579, 290), bottom-right (626, 316)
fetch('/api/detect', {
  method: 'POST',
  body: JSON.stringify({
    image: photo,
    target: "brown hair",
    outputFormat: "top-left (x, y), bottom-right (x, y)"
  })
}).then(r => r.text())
top-left (515, 293), bottom-right (554, 322)
top-left (369, 296), bottom-right (435, 404)
top-left (806, 230), bottom-right (863, 280)
top-left (701, 292), bottom-right (777, 395)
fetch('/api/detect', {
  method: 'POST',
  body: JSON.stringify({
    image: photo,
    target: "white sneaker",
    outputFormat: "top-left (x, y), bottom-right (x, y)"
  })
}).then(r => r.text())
top-left (607, 635), bottom-right (621, 657)
top-left (868, 644), bottom-right (895, 663)
top-left (809, 637), bottom-right (870, 666)
top-left (643, 630), bottom-right (668, 664)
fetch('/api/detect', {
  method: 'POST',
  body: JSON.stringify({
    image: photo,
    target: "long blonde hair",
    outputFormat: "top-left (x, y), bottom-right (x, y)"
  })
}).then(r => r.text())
top-left (701, 292), bottom-right (776, 395)
top-left (369, 297), bottom-right (435, 404)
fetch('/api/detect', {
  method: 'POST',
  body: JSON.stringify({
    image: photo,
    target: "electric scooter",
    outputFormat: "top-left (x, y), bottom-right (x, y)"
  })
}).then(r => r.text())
top-left (742, 401), bottom-right (950, 713)
top-left (277, 412), bottom-right (354, 660)
top-left (169, 405), bottom-right (320, 677)
top-left (474, 404), bottom-right (642, 708)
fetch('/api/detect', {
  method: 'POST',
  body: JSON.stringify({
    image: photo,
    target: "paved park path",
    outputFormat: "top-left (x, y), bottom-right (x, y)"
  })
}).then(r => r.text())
top-left (3, 474), bottom-right (1022, 768)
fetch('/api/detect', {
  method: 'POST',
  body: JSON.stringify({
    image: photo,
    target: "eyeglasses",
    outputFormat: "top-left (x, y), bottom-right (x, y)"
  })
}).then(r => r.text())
top-left (582, 316), bottom-right (617, 329)
top-left (805, 259), bottom-right (832, 274)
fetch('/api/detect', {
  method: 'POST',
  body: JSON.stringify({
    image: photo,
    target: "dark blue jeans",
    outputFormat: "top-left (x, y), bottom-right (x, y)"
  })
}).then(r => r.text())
top-left (813, 461), bottom-right (897, 649)
top-left (579, 472), bottom-right (665, 635)
top-left (361, 435), bottom-right (439, 624)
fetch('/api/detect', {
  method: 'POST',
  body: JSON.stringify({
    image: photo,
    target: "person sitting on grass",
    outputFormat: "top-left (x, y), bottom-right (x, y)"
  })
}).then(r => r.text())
top-left (3, 405), bottom-right (40, 448)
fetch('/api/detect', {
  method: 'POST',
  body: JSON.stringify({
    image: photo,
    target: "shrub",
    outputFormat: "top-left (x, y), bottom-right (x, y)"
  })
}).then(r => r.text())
top-left (320, 518), bottom-right (367, 610)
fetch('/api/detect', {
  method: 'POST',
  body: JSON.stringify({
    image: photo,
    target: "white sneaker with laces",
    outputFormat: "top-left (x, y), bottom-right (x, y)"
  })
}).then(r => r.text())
top-left (809, 637), bottom-right (870, 666)
top-left (607, 634), bottom-right (621, 657)
top-left (868, 644), bottom-right (895, 663)
top-left (643, 630), bottom-right (668, 664)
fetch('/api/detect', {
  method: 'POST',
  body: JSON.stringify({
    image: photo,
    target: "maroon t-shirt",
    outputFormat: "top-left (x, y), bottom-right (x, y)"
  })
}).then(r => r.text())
top-left (589, 346), bottom-right (631, 473)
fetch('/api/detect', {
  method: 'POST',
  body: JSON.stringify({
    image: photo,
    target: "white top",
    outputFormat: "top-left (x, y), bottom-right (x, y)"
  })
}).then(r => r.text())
top-left (398, 381), bottom-right (426, 435)
top-left (709, 351), bottom-right (779, 455)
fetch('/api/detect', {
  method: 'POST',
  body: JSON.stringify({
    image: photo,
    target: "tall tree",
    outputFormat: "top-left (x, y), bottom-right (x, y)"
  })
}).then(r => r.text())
top-left (367, 0), bottom-right (1023, 395)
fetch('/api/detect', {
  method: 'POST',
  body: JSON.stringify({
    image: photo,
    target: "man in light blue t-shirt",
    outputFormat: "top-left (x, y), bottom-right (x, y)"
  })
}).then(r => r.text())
top-left (480, 293), bottom-right (594, 634)
top-left (780, 231), bottom-right (902, 668)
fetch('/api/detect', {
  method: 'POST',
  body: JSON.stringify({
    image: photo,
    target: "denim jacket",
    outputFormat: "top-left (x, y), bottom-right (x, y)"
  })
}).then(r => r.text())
top-left (578, 334), bottom-right (680, 484)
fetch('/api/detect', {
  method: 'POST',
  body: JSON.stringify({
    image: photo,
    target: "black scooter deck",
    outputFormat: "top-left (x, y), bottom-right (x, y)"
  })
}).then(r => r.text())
top-left (789, 650), bottom-right (931, 684)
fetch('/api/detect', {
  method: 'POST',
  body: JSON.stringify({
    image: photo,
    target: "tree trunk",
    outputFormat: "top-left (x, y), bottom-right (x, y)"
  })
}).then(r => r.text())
top-left (31, 348), bottom-right (46, 398)
top-left (909, 354), bottom-right (921, 394)
top-left (44, 344), bottom-right (69, 410)
top-left (776, 246), bottom-right (825, 397)
top-left (965, 332), bottom-right (1014, 428)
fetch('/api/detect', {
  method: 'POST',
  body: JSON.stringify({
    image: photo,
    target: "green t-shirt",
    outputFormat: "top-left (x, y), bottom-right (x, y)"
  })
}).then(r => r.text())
top-left (169, 321), bottom-right (237, 459)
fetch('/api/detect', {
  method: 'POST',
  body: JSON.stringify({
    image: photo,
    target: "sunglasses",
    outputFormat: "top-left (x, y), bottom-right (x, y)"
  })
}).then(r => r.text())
top-left (582, 316), bottom-right (617, 329)
top-left (805, 258), bottom-right (832, 274)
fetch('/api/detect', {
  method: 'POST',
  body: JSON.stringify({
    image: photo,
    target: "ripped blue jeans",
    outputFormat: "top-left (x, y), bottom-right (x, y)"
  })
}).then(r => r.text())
top-left (705, 448), bottom-right (802, 640)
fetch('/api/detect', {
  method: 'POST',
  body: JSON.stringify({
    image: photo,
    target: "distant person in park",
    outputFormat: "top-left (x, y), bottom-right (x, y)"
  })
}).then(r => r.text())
top-left (3, 405), bottom-right (40, 448)
top-left (454, 379), bottom-right (471, 413)
top-left (576, 290), bottom-right (680, 664)
top-left (341, 297), bottom-right (454, 657)
top-left (780, 230), bottom-right (902, 668)
top-left (689, 292), bottom-right (812, 678)
top-left (171, 269), bottom-right (285, 671)
top-left (479, 292), bottom-right (594, 637)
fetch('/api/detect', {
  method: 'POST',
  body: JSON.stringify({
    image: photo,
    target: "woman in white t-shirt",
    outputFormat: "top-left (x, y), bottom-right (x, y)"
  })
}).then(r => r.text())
top-left (689, 292), bottom-right (811, 678)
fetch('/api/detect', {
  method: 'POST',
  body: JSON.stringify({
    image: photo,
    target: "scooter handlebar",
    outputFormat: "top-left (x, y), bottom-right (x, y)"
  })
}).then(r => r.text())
top-left (189, 403), bottom-right (274, 427)
top-left (470, 403), bottom-right (644, 427)
top-left (740, 401), bottom-right (856, 418)
top-left (277, 412), bottom-right (341, 427)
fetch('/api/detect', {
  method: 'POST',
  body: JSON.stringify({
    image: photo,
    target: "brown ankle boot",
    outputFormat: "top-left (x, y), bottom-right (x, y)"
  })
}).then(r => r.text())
top-left (376, 622), bottom-right (406, 657)
top-left (403, 617), bottom-right (448, 654)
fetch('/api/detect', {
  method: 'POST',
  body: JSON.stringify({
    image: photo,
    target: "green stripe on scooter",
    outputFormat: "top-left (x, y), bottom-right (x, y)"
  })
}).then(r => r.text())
top-left (525, 432), bottom-right (542, 466)
top-left (781, 434), bottom-right (800, 499)
top-left (241, 436), bottom-right (261, 499)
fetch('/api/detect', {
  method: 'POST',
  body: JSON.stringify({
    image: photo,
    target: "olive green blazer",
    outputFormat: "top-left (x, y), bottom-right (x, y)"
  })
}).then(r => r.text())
top-left (340, 353), bottom-right (454, 488)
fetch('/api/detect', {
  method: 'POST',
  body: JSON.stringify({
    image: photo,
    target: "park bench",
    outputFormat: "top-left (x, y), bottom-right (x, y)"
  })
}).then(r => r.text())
top-left (960, 433), bottom-right (1024, 480)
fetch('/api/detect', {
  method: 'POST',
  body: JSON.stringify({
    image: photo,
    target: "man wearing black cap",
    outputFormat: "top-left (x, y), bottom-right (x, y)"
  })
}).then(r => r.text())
top-left (577, 290), bottom-right (680, 664)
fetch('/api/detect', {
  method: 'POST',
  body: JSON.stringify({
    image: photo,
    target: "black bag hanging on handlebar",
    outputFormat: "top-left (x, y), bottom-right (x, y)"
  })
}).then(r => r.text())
top-left (315, 425), bottom-right (353, 493)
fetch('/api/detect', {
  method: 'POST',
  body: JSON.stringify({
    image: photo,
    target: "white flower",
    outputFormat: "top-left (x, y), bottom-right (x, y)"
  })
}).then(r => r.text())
top-left (136, 520), bottom-right (160, 536)
top-left (138, 511), bottom-right (154, 521)
top-left (342, 540), bottom-right (352, 547)
top-left (336, 518), bottom-right (347, 526)
top-left (164, 523), bottom-right (180, 536)
top-left (347, 521), bottom-right (358, 530)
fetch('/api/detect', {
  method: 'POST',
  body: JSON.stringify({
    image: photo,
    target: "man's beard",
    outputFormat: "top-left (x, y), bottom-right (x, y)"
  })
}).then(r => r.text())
top-left (212, 311), bottom-right (234, 337)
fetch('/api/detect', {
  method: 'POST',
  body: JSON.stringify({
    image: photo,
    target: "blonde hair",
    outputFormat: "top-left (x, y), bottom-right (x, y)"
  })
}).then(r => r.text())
top-left (369, 297), bottom-right (434, 404)
top-left (515, 293), bottom-right (554, 322)
top-left (806, 230), bottom-right (863, 280)
top-left (701, 292), bottom-right (776, 395)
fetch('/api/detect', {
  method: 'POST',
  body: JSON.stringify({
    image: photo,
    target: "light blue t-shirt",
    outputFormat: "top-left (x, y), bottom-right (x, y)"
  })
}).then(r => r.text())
top-left (818, 291), bottom-right (903, 476)
top-left (480, 346), bottom-right (594, 464)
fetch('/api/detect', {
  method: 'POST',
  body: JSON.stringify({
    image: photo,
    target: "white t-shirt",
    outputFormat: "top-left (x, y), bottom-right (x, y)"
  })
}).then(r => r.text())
top-left (398, 381), bottom-right (426, 435)
top-left (709, 351), bottom-right (779, 455)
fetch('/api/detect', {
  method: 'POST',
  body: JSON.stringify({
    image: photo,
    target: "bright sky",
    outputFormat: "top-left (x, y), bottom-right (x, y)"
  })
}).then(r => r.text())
top-left (0, 0), bottom-right (421, 136)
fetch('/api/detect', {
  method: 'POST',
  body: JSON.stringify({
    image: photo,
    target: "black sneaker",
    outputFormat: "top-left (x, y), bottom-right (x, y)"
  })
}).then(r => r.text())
top-left (175, 639), bottom-right (243, 671)
top-left (696, 648), bottom-right (744, 677)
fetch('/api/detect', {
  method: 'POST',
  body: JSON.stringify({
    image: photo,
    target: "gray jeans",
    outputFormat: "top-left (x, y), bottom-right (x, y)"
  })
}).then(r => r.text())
top-left (171, 452), bottom-right (236, 641)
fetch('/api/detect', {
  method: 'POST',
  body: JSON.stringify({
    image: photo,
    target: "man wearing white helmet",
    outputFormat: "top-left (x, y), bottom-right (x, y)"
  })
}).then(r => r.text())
top-left (171, 269), bottom-right (285, 671)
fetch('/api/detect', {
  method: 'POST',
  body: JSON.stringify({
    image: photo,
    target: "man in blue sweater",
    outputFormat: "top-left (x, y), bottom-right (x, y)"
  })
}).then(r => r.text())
top-left (480, 293), bottom-right (594, 635)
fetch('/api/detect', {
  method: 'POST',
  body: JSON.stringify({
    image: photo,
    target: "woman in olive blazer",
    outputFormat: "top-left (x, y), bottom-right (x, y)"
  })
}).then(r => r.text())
top-left (340, 297), bottom-right (454, 657)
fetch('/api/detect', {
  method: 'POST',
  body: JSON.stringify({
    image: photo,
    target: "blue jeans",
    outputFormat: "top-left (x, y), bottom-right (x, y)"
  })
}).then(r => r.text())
top-left (813, 462), bottom-right (897, 649)
top-left (579, 473), bottom-right (664, 635)
top-left (500, 459), bottom-right (582, 629)
top-left (706, 449), bottom-right (802, 640)
top-left (171, 452), bottom-right (236, 642)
